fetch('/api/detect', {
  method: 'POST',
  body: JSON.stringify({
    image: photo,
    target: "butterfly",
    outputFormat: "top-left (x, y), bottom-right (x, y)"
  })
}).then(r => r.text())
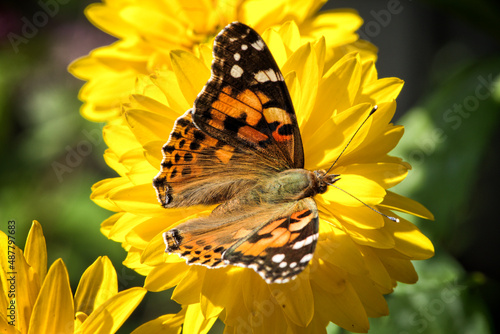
top-left (153, 21), bottom-right (339, 284)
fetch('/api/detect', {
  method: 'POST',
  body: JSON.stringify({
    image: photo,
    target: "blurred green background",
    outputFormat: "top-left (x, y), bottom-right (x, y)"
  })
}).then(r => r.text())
top-left (0, 0), bottom-right (499, 333)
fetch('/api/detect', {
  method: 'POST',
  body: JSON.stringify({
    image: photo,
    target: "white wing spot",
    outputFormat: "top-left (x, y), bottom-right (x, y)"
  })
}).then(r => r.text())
top-left (230, 64), bottom-right (244, 78)
top-left (272, 253), bottom-right (285, 263)
top-left (289, 262), bottom-right (297, 268)
top-left (234, 53), bottom-right (241, 61)
top-left (292, 239), bottom-right (305, 250)
top-left (303, 234), bottom-right (317, 247)
top-left (300, 253), bottom-right (313, 263)
top-left (279, 261), bottom-right (288, 268)
top-left (251, 38), bottom-right (265, 51)
top-left (241, 44), bottom-right (248, 50)
top-left (254, 69), bottom-right (278, 83)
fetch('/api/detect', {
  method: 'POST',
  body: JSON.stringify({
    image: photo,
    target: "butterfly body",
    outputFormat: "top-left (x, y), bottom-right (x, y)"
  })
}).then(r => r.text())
top-left (239, 169), bottom-right (336, 205)
top-left (154, 22), bottom-right (338, 283)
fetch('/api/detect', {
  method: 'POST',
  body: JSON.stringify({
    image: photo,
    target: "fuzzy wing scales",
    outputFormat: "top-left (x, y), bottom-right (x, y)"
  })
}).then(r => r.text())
top-left (153, 109), bottom-right (265, 207)
top-left (193, 22), bottom-right (304, 169)
top-left (163, 198), bottom-right (319, 283)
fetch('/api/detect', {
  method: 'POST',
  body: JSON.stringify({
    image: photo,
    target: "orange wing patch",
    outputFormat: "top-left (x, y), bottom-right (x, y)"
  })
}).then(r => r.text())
top-left (164, 229), bottom-right (228, 268)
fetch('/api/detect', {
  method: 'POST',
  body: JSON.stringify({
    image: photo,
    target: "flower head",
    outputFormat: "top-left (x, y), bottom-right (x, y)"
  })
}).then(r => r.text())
top-left (91, 21), bottom-right (434, 332)
top-left (0, 221), bottom-right (146, 334)
top-left (69, 0), bottom-right (370, 122)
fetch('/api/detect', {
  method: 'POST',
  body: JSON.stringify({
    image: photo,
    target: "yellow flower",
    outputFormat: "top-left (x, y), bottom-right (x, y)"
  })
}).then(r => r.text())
top-left (69, 0), bottom-right (371, 122)
top-left (0, 221), bottom-right (146, 334)
top-left (90, 22), bottom-right (434, 333)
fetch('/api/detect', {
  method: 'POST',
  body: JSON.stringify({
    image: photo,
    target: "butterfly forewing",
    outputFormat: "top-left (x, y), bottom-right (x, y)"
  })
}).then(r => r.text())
top-left (153, 109), bottom-right (266, 207)
top-left (193, 22), bottom-right (304, 169)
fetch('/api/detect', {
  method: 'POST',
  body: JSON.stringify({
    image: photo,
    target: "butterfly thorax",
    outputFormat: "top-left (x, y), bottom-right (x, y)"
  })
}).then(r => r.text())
top-left (213, 169), bottom-right (339, 214)
top-left (258, 169), bottom-right (339, 202)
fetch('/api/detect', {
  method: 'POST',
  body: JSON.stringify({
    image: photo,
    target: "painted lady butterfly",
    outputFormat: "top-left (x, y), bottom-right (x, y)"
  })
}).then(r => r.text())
top-left (153, 22), bottom-right (340, 284)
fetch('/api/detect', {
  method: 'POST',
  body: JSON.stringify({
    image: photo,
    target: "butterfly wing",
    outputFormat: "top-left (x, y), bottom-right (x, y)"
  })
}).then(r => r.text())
top-left (154, 22), bottom-right (304, 208)
top-left (193, 22), bottom-right (304, 169)
top-left (153, 109), bottom-right (273, 207)
top-left (164, 198), bottom-right (318, 283)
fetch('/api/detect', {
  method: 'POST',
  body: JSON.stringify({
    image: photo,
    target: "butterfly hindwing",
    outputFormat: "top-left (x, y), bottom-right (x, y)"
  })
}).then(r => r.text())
top-left (225, 198), bottom-right (319, 283)
top-left (193, 22), bottom-right (304, 169)
top-left (163, 198), bottom-right (318, 283)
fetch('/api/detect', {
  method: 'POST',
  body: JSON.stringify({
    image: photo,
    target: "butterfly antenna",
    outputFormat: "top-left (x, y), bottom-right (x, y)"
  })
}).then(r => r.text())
top-left (332, 184), bottom-right (399, 222)
top-left (325, 105), bottom-right (378, 175)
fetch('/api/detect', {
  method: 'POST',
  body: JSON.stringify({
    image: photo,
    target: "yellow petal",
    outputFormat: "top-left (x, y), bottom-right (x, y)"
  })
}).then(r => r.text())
top-left (321, 174), bottom-right (386, 206)
top-left (305, 103), bottom-right (373, 169)
top-left (311, 280), bottom-right (369, 333)
top-left (74, 256), bottom-right (118, 315)
top-left (125, 109), bottom-right (175, 145)
top-left (201, 268), bottom-right (245, 320)
top-left (282, 42), bottom-right (319, 126)
top-left (358, 246), bottom-right (393, 294)
top-left (123, 249), bottom-right (154, 276)
top-left (90, 178), bottom-right (128, 212)
top-left (316, 228), bottom-right (367, 275)
top-left (170, 50), bottom-right (210, 105)
top-left (381, 191), bottom-right (435, 220)
top-left (376, 252), bottom-right (418, 284)
top-left (309, 259), bottom-right (348, 295)
top-left (319, 201), bottom-right (385, 229)
top-left (151, 70), bottom-right (191, 113)
top-left (172, 266), bottom-right (205, 305)
top-left (240, 0), bottom-right (288, 29)
top-left (183, 303), bottom-right (217, 334)
top-left (85, 3), bottom-right (136, 38)
top-left (107, 213), bottom-right (148, 243)
top-left (323, 52), bottom-right (362, 111)
top-left (271, 274), bottom-right (314, 327)
top-left (277, 20), bottom-right (302, 53)
top-left (144, 140), bottom-right (164, 168)
top-left (348, 274), bottom-right (389, 317)
top-left (144, 263), bottom-right (189, 292)
top-left (240, 272), bottom-right (288, 332)
top-left (140, 232), bottom-right (168, 267)
top-left (385, 217), bottom-right (435, 260)
top-left (126, 217), bottom-right (168, 250)
top-left (28, 259), bottom-right (74, 334)
top-left (3, 239), bottom-right (38, 332)
top-left (343, 223), bottom-right (395, 249)
top-left (119, 6), bottom-right (187, 46)
top-left (131, 308), bottom-right (185, 334)
top-left (0, 314), bottom-right (18, 334)
top-left (337, 162), bottom-right (408, 189)
top-left (100, 212), bottom-right (125, 239)
top-left (24, 221), bottom-right (47, 283)
top-left (357, 77), bottom-right (404, 105)
top-left (129, 94), bottom-right (173, 119)
top-left (301, 10), bottom-right (362, 47)
top-left (80, 287), bottom-right (146, 334)
top-left (108, 183), bottom-right (166, 215)
top-left (261, 28), bottom-right (288, 68)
